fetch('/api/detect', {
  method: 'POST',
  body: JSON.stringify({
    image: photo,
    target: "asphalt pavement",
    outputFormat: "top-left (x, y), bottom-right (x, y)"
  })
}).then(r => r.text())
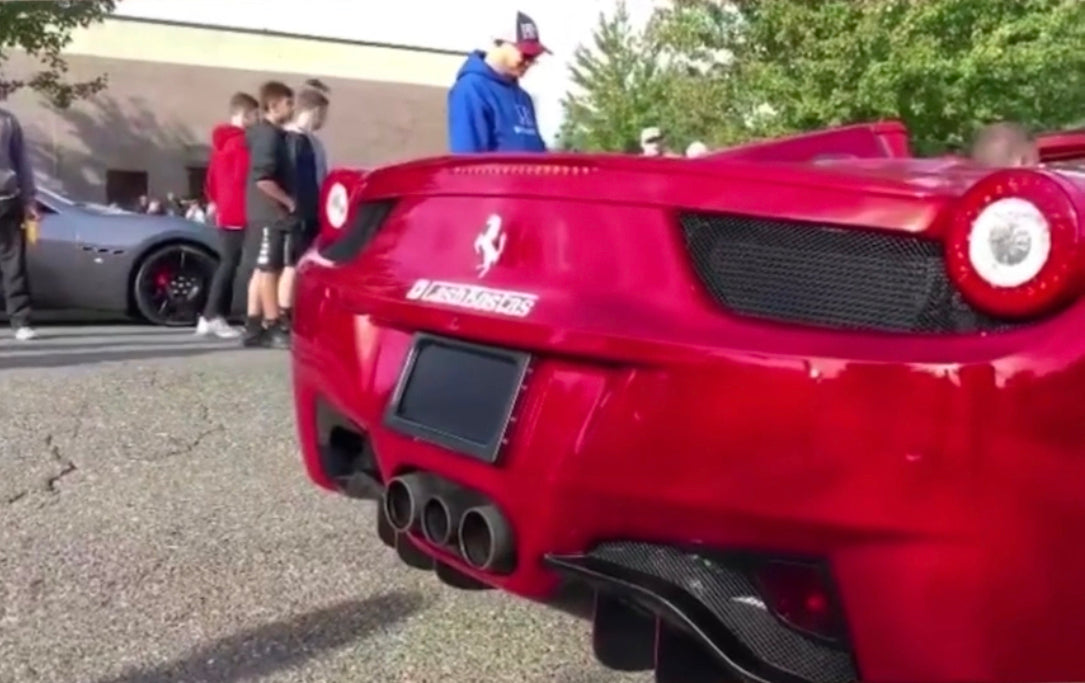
top-left (0, 325), bottom-right (650, 683)
top-left (0, 323), bottom-right (241, 371)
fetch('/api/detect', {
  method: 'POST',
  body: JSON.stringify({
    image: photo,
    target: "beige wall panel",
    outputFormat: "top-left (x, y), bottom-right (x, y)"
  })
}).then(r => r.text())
top-left (65, 18), bottom-right (464, 88)
top-left (3, 37), bottom-right (454, 202)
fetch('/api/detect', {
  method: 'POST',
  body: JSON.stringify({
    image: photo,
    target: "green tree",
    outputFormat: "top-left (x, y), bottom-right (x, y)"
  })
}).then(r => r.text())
top-left (560, 2), bottom-right (674, 152)
top-left (577, 0), bottom-right (1085, 155)
top-left (0, 0), bottom-right (117, 107)
top-left (641, 2), bottom-right (748, 149)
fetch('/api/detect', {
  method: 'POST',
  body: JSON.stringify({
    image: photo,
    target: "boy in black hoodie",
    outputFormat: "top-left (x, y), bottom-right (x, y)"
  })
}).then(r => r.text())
top-left (241, 80), bottom-right (295, 348)
top-left (278, 87), bottom-right (329, 328)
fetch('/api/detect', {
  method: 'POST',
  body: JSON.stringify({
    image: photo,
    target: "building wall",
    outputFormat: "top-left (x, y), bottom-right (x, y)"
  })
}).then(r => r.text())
top-left (106, 0), bottom-right (667, 145)
top-left (4, 18), bottom-right (462, 203)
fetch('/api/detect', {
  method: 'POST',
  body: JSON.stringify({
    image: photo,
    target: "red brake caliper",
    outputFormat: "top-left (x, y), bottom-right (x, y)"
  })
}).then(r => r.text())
top-left (153, 268), bottom-right (173, 293)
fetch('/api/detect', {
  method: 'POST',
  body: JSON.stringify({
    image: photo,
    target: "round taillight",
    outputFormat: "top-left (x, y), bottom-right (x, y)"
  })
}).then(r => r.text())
top-left (325, 182), bottom-right (349, 229)
top-left (317, 169), bottom-right (366, 251)
top-left (946, 169), bottom-right (1085, 318)
top-left (967, 197), bottom-right (1050, 288)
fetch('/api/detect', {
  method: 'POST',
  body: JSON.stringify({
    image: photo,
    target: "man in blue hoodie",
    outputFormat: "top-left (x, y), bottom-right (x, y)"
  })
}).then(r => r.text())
top-left (447, 11), bottom-right (549, 154)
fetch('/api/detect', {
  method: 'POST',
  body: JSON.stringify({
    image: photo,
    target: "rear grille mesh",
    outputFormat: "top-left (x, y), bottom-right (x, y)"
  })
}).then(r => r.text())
top-left (320, 200), bottom-right (397, 264)
top-left (680, 212), bottom-right (1015, 334)
top-left (591, 542), bottom-right (857, 683)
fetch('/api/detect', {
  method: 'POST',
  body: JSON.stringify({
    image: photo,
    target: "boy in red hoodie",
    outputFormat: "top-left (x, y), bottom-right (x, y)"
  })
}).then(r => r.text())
top-left (197, 92), bottom-right (259, 338)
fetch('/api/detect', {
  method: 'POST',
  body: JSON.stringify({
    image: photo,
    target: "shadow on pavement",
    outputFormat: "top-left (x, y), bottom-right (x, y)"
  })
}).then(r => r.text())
top-left (94, 592), bottom-right (428, 683)
top-left (1, 340), bottom-right (209, 353)
top-left (28, 328), bottom-right (188, 340)
top-left (0, 346), bottom-right (246, 371)
top-left (0, 311), bottom-right (135, 325)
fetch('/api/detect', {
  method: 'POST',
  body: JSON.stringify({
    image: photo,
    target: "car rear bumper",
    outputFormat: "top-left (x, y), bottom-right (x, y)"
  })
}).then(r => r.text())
top-left (291, 285), bottom-right (1085, 682)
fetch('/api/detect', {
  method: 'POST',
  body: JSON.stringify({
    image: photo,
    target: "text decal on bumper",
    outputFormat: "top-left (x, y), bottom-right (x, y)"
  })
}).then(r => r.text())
top-left (405, 279), bottom-right (538, 318)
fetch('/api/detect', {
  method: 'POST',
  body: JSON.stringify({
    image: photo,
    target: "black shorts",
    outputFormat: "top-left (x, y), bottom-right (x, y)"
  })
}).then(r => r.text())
top-left (285, 221), bottom-right (317, 267)
top-left (250, 224), bottom-right (289, 273)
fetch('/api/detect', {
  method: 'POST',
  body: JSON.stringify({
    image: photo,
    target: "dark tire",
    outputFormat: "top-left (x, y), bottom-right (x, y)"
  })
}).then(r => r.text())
top-left (132, 243), bottom-right (218, 327)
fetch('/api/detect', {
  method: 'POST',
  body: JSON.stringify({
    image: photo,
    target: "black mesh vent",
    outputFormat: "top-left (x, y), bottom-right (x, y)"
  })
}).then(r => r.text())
top-left (590, 542), bottom-right (857, 683)
top-left (681, 212), bottom-right (1016, 334)
top-left (320, 200), bottom-right (397, 264)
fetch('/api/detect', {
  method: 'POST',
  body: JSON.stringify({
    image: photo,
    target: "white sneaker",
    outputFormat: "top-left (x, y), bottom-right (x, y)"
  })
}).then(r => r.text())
top-left (205, 317), bottom-right (240, 339)
top-left (194, 316), bottom-right (212, 336)
top-left (14, 326), bottom-right (37, 341)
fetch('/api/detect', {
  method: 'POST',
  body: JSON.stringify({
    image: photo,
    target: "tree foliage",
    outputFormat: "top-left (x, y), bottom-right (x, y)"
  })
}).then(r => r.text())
top-left (0, 0), bottom-right (117, 108)
top-left (559, 2), bottom-right (672, 152)
top-left (564, 0), bottom-right (1085, 154)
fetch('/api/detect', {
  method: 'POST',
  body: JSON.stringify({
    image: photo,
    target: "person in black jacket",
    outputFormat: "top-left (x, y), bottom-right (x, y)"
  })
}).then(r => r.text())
top-left (241, 80), bottom-right (295, 348)
top-left (0, 107), bottom-right (38, 341)
top-left (279, 87), bottom-right (329, 329)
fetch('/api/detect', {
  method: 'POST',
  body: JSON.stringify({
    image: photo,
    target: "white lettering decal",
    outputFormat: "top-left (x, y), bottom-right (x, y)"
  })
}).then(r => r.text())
top-left (405, 279), bottom-right (430, 300)
top-left (404, 279), bottom-right (538, 318)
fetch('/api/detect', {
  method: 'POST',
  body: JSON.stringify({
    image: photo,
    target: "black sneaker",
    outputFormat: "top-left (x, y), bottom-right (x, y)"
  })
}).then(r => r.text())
top-left (264, 324), bottom-right (291, 349)
top-left (241, 326), bottom-right (267, 348)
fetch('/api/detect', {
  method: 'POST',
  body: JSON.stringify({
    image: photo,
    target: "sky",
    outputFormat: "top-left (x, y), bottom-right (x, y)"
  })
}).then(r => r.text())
top-left (111, 0), bottom-right (664, 143)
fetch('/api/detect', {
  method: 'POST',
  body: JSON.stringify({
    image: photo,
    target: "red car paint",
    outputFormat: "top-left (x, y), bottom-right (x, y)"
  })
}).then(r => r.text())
top-left (291, 121), bottom-right (1085, 682)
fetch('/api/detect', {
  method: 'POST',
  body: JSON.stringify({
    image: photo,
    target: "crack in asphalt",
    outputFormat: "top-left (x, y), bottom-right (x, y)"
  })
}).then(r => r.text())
top-left (43, 459), bottom-right (77, 493)
top-left (145, 402), bottom-right (225, 460)
top-left (4, 397), bottom-right (227, 504)
top-left (4, 490), bottom-right (27, 505)
top-left (161, 424), bottom-right (225, 458)
top-left (4, 402), bottom-right (88, 505)
top-left (42, 400), bottom-right (87, 494)
top-left (39, 433), bottom-right (78, 495)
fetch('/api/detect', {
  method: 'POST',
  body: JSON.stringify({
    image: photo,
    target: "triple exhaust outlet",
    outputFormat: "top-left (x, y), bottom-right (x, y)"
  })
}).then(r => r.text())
top-left (383, 472), bottom-right (515, 573)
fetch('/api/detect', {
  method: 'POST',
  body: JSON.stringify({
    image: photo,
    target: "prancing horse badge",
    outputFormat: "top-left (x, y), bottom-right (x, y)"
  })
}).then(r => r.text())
top-left (474, 214), bottom-right (507, 277)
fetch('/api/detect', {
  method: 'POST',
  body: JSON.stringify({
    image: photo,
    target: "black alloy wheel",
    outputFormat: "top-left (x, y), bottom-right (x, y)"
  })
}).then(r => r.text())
top-left (133, 244), bottom-right (218, 327)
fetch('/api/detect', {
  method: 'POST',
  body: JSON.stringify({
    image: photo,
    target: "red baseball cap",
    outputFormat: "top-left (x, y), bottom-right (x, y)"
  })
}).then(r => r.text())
top-left (496, 11), bottom-right (551, 58)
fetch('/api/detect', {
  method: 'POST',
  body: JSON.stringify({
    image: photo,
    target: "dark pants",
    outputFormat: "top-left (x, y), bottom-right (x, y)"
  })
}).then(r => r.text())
top-left (202, 228), bottom-right (245, 319)
top-left (0, 203), bottom-right (30, 328)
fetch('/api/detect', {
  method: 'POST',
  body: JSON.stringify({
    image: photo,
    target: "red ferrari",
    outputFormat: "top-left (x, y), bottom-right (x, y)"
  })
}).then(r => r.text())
top-left (290, 121), bottom-right (1085, 683)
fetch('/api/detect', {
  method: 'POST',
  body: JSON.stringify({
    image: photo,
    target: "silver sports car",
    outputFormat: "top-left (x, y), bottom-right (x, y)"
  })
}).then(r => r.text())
top-left (11, 188), bottom-right (244, 326)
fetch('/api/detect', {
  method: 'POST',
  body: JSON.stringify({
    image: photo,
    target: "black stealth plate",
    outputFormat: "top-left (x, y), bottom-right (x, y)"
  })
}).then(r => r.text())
top-left (383, 333), bottom-right (530, 463)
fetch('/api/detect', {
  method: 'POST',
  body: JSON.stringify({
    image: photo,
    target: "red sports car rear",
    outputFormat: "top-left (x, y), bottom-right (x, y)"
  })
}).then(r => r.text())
top-left (291, 123), bottom-right (1085, 683)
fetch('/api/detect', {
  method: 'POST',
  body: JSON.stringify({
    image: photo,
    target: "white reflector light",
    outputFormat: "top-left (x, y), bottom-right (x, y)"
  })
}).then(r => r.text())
top-left (967, 197), bottom-right (1051, 288)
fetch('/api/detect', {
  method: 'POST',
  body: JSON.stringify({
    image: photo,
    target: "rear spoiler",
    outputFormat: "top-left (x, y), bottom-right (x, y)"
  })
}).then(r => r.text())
top-left (701, 123), bottom-right (1085, 165)
top-left (1037, 129), bottom-right (1085, 162)
top-left (704, 121), bottom-right (912, 163)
